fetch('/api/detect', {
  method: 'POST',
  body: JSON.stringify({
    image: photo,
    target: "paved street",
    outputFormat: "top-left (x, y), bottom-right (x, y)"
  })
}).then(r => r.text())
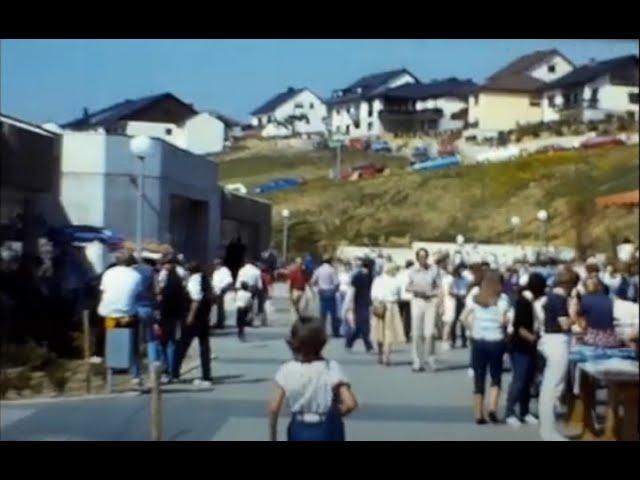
top-left (1, 284), bottom-right (542, 441)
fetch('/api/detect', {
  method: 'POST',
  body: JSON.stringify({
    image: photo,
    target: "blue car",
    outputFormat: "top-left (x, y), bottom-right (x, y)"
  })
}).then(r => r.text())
top-left (369, 140), bottom-right (392, 154)
top-left (254, 177), bottom-right (303, 194)
top-left (410, 155), bottom-right (460, 172)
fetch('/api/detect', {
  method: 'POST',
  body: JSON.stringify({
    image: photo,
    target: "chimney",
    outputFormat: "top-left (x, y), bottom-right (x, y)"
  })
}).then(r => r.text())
top-left (287, 86), bottom-right (295, 93)
top-left (82, 107), bottom-right (90, 118)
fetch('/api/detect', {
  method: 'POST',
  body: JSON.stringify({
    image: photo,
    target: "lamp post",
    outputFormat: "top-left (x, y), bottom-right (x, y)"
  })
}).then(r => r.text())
top-left (537, 209), bottom-right (549, 253)
top-left (129, 136), bottom-right (153, 258)
top-left (282, 208), bottom-right (291, 265)
top-left (510, 215), bottom-right (521, 245)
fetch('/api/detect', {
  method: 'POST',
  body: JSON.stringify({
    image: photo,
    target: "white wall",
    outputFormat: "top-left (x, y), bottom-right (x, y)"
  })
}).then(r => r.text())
top-left (256, 90), bottom-right (327, 138)
top-left (125, 120), bottom-right (187, 150)
top-left (415, 97), bottom-right (468, 131)
top-left (183, 112), bottom-right (225, 154)
top-left (528, 54), bottom-right (574, 83)
top-left (542, 75), bottom-right (640, 123)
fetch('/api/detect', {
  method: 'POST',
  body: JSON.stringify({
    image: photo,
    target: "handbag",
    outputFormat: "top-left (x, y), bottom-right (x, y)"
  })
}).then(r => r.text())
top-left (372, 302), bottom-right (387, 319)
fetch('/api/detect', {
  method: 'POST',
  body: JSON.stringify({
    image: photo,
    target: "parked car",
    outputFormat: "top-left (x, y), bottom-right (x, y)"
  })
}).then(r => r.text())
top-left (476, 145), bottom-right (521, 164)
top-left (369, 139), bottom-right (392, 154)
top-left (340, 163), bottom-right (386, 181)
top-left (411, 145), bottom-right (431, 162)
top-left (254, 177), bottom-right (304, 194)
top-left (410, 155), bottom-right (460, 173)
top-left (347, 137), bottom-right (369, 151)
top-left (580, 135), bottom-right (626, 149)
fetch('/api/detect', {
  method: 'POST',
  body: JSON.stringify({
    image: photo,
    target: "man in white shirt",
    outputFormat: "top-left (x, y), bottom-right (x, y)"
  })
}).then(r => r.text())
top-left (211, 258), bottom-right (234, 329)
top-left (406, 248), bottom-right (442, 372)
top-left (98, 250), bottom-right (143, 385)
top-left (236, 259), bottom-right (262, 326)
top-left (617, 237), bottom-right (636, 264)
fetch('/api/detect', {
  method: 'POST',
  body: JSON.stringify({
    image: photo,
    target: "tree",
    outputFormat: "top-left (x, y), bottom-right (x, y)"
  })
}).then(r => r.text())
top-left (272, 113), bottom-right (310, 137)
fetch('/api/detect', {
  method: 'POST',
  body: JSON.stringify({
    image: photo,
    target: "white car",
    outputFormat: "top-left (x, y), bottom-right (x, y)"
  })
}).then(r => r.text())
top-left (224, 183), bottom-right (248, 195)
top-left (476, 145), bottom-right (521, 164)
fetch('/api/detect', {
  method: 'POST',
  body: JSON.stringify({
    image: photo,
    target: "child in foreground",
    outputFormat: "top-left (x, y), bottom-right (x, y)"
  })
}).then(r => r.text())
top-left (268, 318), bottom-right (358, 441)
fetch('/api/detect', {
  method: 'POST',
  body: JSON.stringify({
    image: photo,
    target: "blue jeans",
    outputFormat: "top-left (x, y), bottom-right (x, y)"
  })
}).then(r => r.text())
top-left (287, 407), bottom-right (345, 441)
top-left (506, 351), bottom-right (536, 419)
top-left (137, 306), bottom-right (161, 367)
top-left (471, 339), bottom-right (506, 395)
top-left (346, 304), bottom-right (373, 351)
top-left (319, 289), bottom-right (340, 337)
top-left (160, 317), bottom-right (179, 378)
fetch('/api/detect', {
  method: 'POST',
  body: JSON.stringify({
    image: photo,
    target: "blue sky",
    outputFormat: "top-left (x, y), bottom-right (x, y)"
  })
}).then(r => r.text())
top-left (1, 39), bottom-right (637, 125)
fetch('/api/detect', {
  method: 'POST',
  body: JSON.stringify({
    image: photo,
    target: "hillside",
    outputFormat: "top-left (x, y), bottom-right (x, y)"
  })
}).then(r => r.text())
top-left (250, 145), bottom-right (639, 260)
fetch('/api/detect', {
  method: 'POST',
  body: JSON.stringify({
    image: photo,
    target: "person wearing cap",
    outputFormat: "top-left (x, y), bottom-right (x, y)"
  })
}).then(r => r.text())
top-left (406, 248), bottom-right (442, 372)
top-left (535, 267), bottom-right (579, 441)
top-left (370, 262), bottom-right (406, 365)
top-left (211, 258), bottom-right (234, 329)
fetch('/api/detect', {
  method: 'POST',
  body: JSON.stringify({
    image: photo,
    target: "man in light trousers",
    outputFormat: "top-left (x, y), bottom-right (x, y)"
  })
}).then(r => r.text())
top-left (406, 248), bottom-right (442, 372)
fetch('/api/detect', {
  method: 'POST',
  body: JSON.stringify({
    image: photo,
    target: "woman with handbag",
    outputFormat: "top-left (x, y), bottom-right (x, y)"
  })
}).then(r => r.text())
top-left (370, 263), bottom-right (406, 366)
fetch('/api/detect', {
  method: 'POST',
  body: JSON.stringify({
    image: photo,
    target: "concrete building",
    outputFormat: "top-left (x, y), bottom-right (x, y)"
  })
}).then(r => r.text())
top-left (59, 131), bottom-right (221, 272)
top-left (62, 93), bottom-right (226, 155)
top-left (467, 50), bottom-right (575, 136)
top-left (250, 87), bottom-right (327, 138)
top-left (1, 114), bottom-right (65, 257)
top-left (220, 190), bottom-right (272, 262)
top-left (541, 55), bottom-right (639, 123)
top-left (327, 69), bottom-right (419, 138)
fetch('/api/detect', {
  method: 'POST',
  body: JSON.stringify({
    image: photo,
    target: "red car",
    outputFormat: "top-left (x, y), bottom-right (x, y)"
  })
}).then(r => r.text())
top-left (580, 136), bottom-right (625, 149)
top-left (340, 163), bottom-right (385, 180)
top-left (346, 138), bottom-right (369, 151)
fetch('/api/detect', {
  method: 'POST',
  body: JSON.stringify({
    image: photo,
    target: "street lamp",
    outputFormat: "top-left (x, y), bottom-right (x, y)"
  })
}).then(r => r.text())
top-left (282, 208), bottom-right (291, 265)
top-left (510, 215), bottom-right (521, 245)
top-left (129, 136), bottom-right (154, 258)
top-left (536, 209), bottom-right (549, 252)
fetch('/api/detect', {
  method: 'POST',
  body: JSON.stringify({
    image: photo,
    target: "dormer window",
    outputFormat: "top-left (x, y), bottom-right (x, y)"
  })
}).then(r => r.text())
top-left (356, 87), bottom-right (363, 94)
top-left (548, 63), bottom-right (556, 73)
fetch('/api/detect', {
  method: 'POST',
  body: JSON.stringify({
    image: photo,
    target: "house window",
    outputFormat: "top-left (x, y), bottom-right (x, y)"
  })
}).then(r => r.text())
top-left (368, 101), bottom-right (373, 117)
top-left (268, 115), bottom-right (274, 123)
top-left (306, 117), bottom-right (310, 125)
top-left (589, 87), bottom-right (599, 108)
top-left (336, 108), bottom-right (341, 115)
top-left (474, 94), bottom-right (479, 105)
top-left (548, 95), bottom-right (556, 108)
top-left (529, 95), bottom-right (541, 107)
top-left (367, 121), bottom-right (373, 132)
top-left (165, 128), bottom-right (173, 135)
top-left (629, 92), bottom-right (639, 104)
top-left (335, 126), bottom-right (341, 134)
top-left (346, 125), bottom-right (351, 135)
top-left (309, 102), bottom-right (314, 109)
top-left (294, 102), bottom-right (303, 109)
top-left (547, 63), bottom-right (556, 73)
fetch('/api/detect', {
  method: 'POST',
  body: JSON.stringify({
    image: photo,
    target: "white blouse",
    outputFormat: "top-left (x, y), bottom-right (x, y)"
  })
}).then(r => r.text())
top-left (371, 273), bottom-right (401, 303)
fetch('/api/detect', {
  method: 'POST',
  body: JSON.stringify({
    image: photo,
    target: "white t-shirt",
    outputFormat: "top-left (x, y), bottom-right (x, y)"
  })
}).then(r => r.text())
top-left (236, 263), bottom-right (262, 290)
top-left (211, 266), bottom-right (233, 295)
top-left (274, 359), bottom-right (348, 414)
top-left (617, 243), bottom-right (635, 263)
top-left (187, 273), bottom-right (204, 301)
top-left (98, 266), bottom-right (142, 317)
top-left (235, 289), bottom-right (253, 309)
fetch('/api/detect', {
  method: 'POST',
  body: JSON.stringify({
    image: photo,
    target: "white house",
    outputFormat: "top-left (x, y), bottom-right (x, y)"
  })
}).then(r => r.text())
top-left (541, 55), bottom-right (639, 123)
top-left (378, 78), bottom-right (477, 134)
top-left (327, 69), bottom-right (419, 138)
top-left (466, 50), bottom-right (575, 135)
top-left (250, 87), bottom-right (327, 138)
top-left (62, 93), bottom-right (226, 155)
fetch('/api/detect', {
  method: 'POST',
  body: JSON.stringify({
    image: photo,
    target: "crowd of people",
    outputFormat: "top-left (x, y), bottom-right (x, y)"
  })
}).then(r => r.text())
top-left (278, 239), bottom-right (639, 441)
top-left (96, 249), bottom-right (275, 388)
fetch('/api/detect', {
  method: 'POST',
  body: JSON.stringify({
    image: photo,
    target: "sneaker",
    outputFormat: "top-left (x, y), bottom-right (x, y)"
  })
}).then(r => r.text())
top-left (467, 368), bottom-right (474, 378)
top-left (198, 380), bottom-right (213, 388)
top-left (506, 416), bottom-right (522, 428)
top-left (488, 411), bottom-right (500, 424)
top-left (192, 379), bottom-right (202, 387)
top-left (412, 366), bottom-right (426, 373)
top-left (427, 357), bottom-right (438, 371)
top-left (523, 414), bottom-right (539, 426)
top-left (160, 374), bottom-right (170, 385)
